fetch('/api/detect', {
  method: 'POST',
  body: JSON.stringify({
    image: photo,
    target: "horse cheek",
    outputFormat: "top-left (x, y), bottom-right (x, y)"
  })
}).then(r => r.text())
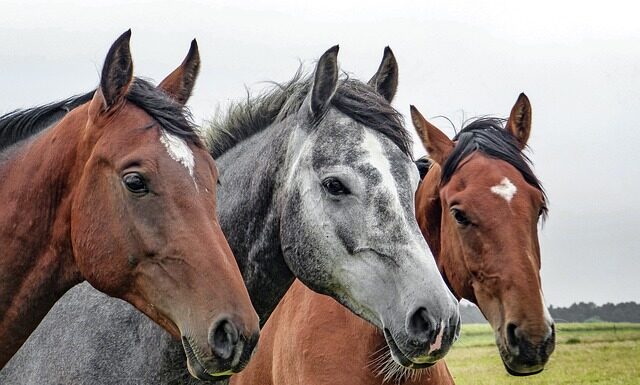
top-left (71, 173), bottom-right (130, 296)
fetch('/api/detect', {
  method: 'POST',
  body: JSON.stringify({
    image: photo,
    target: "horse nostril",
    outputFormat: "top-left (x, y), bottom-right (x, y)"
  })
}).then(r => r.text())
top-left (408, 307), bottom-right (433, 343)
top-left (506, 322), bottom-right (519, 348)
top-left (209, 318), bottom-right (239, 361)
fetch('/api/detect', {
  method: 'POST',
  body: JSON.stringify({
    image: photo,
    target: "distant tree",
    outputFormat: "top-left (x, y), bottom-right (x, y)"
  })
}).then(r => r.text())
top-left (461, 301), bottom-right (640, 324)
top-left (459, 302), bottom-right (487, 324)
top-left (549, 301), bottom-right (640, 323)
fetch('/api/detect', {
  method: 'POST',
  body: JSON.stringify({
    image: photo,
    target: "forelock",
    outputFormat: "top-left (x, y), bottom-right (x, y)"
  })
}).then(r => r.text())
top-left (126, 78), bottom-right (201, 147)
top-left (204, 69), bottom-right (412, 159)
top-left (441, 117), bottom-right (548, 218)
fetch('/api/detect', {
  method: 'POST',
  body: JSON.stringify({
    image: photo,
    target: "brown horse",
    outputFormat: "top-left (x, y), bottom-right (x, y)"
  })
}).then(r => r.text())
top-left (232, 93), bottom-right (554, 384)
top-left (0, 31), bottom-right (259, 380)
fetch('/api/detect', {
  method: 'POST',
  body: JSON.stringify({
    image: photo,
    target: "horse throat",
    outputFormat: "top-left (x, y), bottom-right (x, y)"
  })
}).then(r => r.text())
top-left (215, 122), bottom-right (298, 325)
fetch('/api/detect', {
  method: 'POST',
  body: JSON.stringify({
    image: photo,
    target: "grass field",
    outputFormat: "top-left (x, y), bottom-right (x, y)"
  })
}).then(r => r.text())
top-left (445, 323), bottom-right (640, 385)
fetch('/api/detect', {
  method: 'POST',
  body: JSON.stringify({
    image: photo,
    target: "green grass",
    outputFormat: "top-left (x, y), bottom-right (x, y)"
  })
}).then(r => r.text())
top-left (445, 323), bottom-right (640, 385)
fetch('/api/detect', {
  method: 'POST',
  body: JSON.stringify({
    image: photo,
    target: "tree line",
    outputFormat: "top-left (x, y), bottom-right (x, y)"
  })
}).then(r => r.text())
top-left (460, 301), bottom-right (640, 323)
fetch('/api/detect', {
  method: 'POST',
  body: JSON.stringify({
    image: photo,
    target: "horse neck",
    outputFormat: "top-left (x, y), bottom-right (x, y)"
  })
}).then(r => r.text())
top-left (417, 163), bottom-right (479, 304)
top-left (416, 164), bottom-right (443, 261)
top-left (415, 164), bottom-right (465, 300)
top-left (215, 121), bottom-right (297, 325)
top-left (0, 108), bottom-right (87, 365)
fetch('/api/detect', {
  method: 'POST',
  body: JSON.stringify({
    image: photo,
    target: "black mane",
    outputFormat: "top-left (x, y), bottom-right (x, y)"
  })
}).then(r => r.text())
top-left (0, 91), bottom-right (94, 151)
top-left (415, 157), bottom-right (432, 180)
top-left (441, 117), bottom-right (548, 217)
top-left (205, 70), bottom-right (410, 158)
top-left (0, 78), bottom-right (200, 153)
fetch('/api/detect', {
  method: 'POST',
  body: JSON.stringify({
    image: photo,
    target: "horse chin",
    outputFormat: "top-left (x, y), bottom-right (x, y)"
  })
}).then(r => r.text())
top-left (503, 362), bottom-right (544, 377)
top-left (383, 328), bottom-right (436, 369)
top-left (182, 336), bottom-right (233, 381)
top-left (496, 337), bottom-right (546, 377)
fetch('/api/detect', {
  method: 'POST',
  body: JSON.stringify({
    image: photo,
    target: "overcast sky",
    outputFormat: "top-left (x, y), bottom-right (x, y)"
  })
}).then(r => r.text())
top-left (1, 1), bottom-right (638, 307)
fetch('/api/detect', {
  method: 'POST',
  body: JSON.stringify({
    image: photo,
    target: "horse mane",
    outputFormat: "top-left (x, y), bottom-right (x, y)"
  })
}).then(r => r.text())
top-left (0, 91), bottom-right (95, 151)
top-left (205, 69), bottom-right (411, 158)
top-left (441, 117), bottom-right (548, 218)
top-left (415, 156), bottom-right (432, 180)
top-left (0, 78), bottom-right (201, 153)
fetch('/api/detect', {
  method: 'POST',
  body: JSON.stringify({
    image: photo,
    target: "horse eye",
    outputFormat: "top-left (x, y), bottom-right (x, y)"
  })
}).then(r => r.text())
top-left (451, 208), bottom-right (471, 227)
top-left (322, 177), bottom-right (350, 196)
top-left (123, 173), bottom-right (148, 195)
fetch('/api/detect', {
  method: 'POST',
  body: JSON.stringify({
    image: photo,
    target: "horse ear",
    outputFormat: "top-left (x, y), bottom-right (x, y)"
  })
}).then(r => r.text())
top-left (410, 105), bottom-right (454, 166)
top-left (96, 30), bottom-right (134, 112)
top-left (309, 45), bottom-right (339, 118)
top-left (368, 46), bottom-right (398, 102)
top-left (158, 39), bottom-right (201, 105)
top-left (506, 93), bottom-right (532, 150)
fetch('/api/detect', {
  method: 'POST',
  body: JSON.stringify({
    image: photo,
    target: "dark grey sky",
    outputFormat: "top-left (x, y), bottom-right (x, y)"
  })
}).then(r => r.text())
top-left (1, 1), bottom-right (638, 306)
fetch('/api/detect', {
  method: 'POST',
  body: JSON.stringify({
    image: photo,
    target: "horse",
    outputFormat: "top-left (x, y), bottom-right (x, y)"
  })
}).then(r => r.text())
top-left (229, 93), bottom-right (555, 385)
top-left (0, 46), bottom-right (460, 384)
top-left (0, 31), bottom-right (260, 380)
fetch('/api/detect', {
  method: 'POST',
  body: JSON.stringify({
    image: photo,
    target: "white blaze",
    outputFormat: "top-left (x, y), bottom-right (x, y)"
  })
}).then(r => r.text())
top-left (159, 130), bottom-right (195, 180)
top-left (361, 130), bottom-right (406, 217)
top-left (491, 177), bottom-right (517, 202)
top-left (361, 130), bottom-right (422, 246)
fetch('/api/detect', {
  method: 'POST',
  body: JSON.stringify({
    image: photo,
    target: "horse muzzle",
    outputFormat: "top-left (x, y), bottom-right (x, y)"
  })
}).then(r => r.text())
top-left (498, 322), bottom-right (556, 376)
top-left (181, 317), bottom-right (260, 381)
